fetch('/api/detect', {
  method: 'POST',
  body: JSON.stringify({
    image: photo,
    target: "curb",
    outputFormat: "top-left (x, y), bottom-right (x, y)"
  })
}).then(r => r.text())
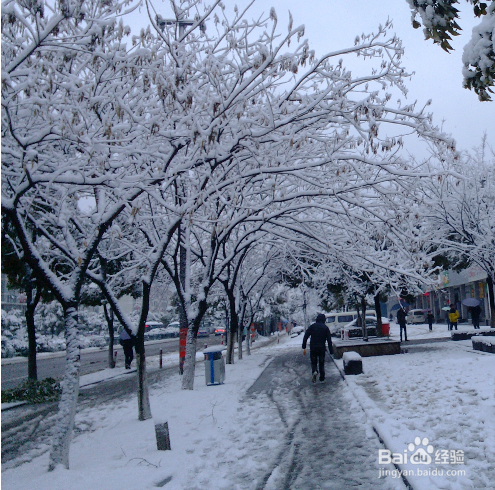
top-left (1, 337), bottom-right (179, 366)
top-left (1, 401), bottom-right (28, 411)
top-left (330, 355), bottom-right (414, 490)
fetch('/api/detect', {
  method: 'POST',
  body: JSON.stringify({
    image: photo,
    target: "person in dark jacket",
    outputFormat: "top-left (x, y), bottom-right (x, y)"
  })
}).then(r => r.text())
top-left (470, 304), bottom-right (481, 329)
top-left (119, 328), bottom-right (135, 369)
top-left (396, 307), bottom-right (407, 342)
top-left (302, 313), bottom-right (333, 383)
top-left (426, 312), bottom-right (434, 332)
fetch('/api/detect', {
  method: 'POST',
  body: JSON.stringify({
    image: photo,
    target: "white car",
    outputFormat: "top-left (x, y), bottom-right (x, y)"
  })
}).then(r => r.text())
top-left (291, 326), bottom-right (305, 336)
top-left (406, 309), bottom-right (426, 324)
top-left (341, 316), bottom-right (380, 339)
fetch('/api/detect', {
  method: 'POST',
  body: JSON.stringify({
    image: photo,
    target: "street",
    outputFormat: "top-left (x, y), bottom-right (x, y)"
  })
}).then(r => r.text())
top-left (1, 334), bottom-right (222, 391)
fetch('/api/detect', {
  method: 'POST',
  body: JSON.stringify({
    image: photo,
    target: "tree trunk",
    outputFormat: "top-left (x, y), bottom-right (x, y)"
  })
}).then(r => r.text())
top-left (48, 305), bottom-right (80, 471)
top-left (487, 274), bottom-right (495, 328)
top-left (136, 342), bottom-right (152, 420)
top-left (226, 290), bottom-right (237, 364)
top-left (361, 296), bottom-right (368, 341)
top-left (374, 293), bottom-right (383, 337)
top-left (237, 321), bottom-right (243, 360)
top-left (104, 304), bottom-right (115, 369)
top-left (135, 283), bottom-right (152, 420)
top-left (237, 300), bottom-right (247, 360)
top-left (246, 325), bottom-right (251, 355)
top-left (26, 284), bottom-right (41, 380)
top-left (226, 325), bottom-right (235, 364)
top-left (181, 326), bottom-right (197, 390)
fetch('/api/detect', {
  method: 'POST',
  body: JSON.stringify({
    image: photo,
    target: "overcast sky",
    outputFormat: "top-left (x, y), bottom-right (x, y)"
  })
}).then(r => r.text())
top-left (136, 0), bottom-right (494, 155)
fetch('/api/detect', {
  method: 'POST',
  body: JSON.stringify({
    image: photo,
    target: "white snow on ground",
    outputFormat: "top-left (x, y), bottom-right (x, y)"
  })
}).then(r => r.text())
top-left (387, 320), bottom-right (486, 341)
top-left (335, 336), bottom-right (495, 490)
top-left (2, 330), bottom-right (494, 490)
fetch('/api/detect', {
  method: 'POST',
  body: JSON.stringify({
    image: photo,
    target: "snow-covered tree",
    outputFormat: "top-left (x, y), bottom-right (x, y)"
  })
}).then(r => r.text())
top-left (405, 0), bottom-right (495, 100)
top-left (422, 140), bottom-right (495, 326)
top-left (1, 0), bottom-right (167, 470)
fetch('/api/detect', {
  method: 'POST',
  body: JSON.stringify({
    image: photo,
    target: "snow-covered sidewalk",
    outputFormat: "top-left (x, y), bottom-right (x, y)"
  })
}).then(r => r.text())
top-left (333, 337), bottom-right (495, 490)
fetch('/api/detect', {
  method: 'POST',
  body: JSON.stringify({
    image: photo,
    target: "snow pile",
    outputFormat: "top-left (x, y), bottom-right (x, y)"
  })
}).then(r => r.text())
top-left (472, 336), bottom-right (495, 353)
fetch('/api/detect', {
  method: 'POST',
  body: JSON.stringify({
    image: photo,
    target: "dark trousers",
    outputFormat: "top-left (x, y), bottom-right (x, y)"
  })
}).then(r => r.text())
top-left (449, 322), bottom-right (458, 331)
top-left (121, 339), bottom-right (134, 367)
top-left (472, 317), bottom-right (480, 329)
top-left (310, 349), bottom-right (326, 381)
top-left (399, 324), bottom-right (407, 341)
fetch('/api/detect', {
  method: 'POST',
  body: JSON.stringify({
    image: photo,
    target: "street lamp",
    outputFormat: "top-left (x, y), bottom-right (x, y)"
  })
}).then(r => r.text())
top-left (155, 13), bottom-right (205, 39)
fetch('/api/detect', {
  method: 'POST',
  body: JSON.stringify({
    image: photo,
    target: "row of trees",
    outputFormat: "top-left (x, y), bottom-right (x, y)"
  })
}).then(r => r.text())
top-left (2, 0), bottom-right (493, 473)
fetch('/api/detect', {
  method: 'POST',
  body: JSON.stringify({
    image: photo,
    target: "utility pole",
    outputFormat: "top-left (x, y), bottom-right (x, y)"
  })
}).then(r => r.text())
top-left (155, 6), bottom-right (205, 374)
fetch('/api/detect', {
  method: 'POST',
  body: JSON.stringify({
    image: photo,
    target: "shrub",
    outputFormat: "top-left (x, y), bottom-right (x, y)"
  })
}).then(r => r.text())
top-left (1, 378), bottom-right (62, 404)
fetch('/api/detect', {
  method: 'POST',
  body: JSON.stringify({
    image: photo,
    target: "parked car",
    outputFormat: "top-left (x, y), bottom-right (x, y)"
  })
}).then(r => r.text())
top-left (341, 316), bottom-right (379, 339)
top-left (214, 327), bottom-right (226, 336)
top-left (145, 321), bottom-right (164, 332)
top-left (291, 326), bottom-right (305, 336)
top-left (326, 310), bottom-right (376, 336)
top-left (197, 326), bottom-right (210, 338)
top-left (406, 309), bottom-right (426, 324)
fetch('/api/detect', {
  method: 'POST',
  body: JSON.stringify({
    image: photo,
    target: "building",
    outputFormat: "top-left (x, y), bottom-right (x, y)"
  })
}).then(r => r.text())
top-left (1, 274), bottom-right (26, 313)
top-left (388, 265), bottom-right (491, 326)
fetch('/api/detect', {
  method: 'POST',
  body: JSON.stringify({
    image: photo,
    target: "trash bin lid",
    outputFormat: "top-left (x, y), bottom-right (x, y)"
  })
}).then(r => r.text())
top-left (203, 345), bottom-right (225, 354)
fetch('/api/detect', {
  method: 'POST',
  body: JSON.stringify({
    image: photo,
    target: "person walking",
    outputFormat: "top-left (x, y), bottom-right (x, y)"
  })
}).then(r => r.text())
top-left (448, 305), bottom-right (460, 331)
top-left (471, 304), bottom-right (481, 329)
top-left (302, 313), bottom-right (333, 383)
top-left (119, 328), bottom-right (135, 369)
top-left (397, 307), bottom-right (407, 342)
top-left (426, 312), bottom-right (434, 332)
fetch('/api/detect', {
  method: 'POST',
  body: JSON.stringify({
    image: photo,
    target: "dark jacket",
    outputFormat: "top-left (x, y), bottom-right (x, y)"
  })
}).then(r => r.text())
top-left (397, 308), bottom-right (407, 326)
top-left (302, 322), bottom-right (333, 354)
top-left (471, 305), bottom-right (481, 320)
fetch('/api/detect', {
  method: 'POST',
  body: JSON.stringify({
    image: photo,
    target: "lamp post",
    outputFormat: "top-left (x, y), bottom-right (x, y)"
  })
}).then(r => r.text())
top-left (155, 8), bottom-right (204, 374)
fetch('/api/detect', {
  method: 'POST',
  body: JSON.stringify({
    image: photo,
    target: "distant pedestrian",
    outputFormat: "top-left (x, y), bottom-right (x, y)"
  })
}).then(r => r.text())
top-left (302, 313), bottom-right (333, 383)
top-left (119, 328), bottom-right (135, 369)
top-left (470, 304), bottom-right (481, 329)
top-left (397, 307), bottom-right (407, 342)
top-left (426, 312), bottom-right (434, 332)
top-left (448, 305), bottom-right (460, 331)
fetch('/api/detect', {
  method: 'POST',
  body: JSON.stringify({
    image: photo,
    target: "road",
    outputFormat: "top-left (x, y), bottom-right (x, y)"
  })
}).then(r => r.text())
top-left (1, 334), bottom-right (222, 391)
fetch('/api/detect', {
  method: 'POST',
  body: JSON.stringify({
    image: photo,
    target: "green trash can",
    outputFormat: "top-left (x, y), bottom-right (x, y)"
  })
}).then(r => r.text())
top-left (204, 346), bottom-right (225, 385)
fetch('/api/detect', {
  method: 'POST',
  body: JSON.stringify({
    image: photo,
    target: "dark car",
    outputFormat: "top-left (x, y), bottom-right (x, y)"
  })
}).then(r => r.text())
top-left (197, 326), bottom-right (210, 338)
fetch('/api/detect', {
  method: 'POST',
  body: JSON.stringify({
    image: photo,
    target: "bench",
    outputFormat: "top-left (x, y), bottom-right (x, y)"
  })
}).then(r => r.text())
top-left (343, 351), bottom-right (363, 375)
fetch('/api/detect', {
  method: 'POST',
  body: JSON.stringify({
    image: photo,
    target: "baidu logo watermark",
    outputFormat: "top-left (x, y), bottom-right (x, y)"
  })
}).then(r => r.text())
top-left (378, 437), bottom-right (466, 479)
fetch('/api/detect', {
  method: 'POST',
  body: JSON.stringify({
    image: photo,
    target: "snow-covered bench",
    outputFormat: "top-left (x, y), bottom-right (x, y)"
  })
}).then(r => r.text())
top-left (472, 336), bottom-right (495, 354)
top-left (343, 351), bottom-right (363, 375)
